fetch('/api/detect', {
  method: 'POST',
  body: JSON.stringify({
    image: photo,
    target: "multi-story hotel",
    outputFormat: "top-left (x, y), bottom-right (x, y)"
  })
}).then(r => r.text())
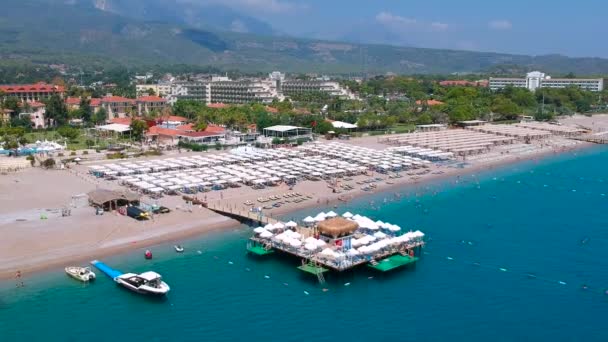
top-left (165, 72), bottom-right (356, 105)
top-left (208, 80), bottom-right (279, 104)
top-left (489, 71), bottom-right (604, 92)
top-left (0, 82), bottom-right (65, 101)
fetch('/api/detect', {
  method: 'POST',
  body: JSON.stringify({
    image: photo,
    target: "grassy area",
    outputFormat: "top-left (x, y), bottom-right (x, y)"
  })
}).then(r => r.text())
top-left (390, 123), bottom-right (416, 134)
top-left (23, 129), bottom-right (134, 151)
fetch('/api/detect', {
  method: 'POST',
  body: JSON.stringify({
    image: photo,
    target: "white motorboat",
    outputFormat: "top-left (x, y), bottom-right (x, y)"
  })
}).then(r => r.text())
top-left (114, 271), bottom-right (170, 295)
top-left (65, 266), bottom-right (96, 282)
top-left (174, 245), bottom-right (184, 253)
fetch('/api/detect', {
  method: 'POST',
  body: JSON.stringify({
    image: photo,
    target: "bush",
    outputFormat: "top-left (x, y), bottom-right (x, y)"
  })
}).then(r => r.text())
top-left (70, 151), bottom-right (76, 156)
top-left (82, 150), bottom-right (89, 155)
top-left (214, 142), bottom-right (222, 150)
top-left (85, 139), bottom-right (94, 148)
top-left (106, 152), bottom-right (126, 159)
top-left (178, 140), bottom-right (208, 152)
top-left (41, 158), bottom-right (56, 169)
top-left (26, 155), bottom-right (35, 166)
top-left (57, 153), bottom-right (64, 157)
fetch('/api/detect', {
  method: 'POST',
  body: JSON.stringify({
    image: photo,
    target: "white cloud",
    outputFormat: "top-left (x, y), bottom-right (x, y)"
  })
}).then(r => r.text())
top-left (375, 11), bottom-right (417, 28)
top-left (489, 20), bottom-right (512, 30)
top-left (430, 22), bottom-right (449, 31)
top-left (193, 0), bottom-right (306, 14)
top-left (375, 12), bottom-right (449, 33)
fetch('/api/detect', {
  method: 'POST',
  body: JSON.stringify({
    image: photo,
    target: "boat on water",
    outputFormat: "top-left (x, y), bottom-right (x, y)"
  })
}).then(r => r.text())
top-left (115, 272), bottom-right (170, 295)
top-left (174, 245), bottom-right (184, 253)
top-left (65, 266), bottom-right (96, 282)
top-left (144, 250), bottom-right (153, 259)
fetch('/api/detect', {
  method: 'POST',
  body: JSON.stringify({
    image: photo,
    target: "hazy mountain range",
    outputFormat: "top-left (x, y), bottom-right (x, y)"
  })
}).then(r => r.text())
top-left (2, 0), bottom-right (608, 75)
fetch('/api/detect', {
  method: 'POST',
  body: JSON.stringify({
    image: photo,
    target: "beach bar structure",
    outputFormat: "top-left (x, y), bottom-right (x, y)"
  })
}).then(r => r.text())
top-left (247, 213), bottom-right (425, 282)
top-left (263, 125), bottom-right (312, 141)
top-left (87, 189), bottom-right (140, 211)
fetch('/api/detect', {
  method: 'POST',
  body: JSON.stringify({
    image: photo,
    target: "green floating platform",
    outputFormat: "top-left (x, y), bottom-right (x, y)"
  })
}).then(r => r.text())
top-left (368, 254), bottom-right (419, 272)
top-left (297, 264), bottom-right (329, 275)
top-left (247, 245), bottom-right (274, 255)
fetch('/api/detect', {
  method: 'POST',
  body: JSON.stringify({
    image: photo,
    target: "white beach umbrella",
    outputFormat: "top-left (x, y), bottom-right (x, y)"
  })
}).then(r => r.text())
top-left (253, 227), bottom-right (266, 234)
top-left (285, 221), bottom-right (297, 227)
top-left (304, 237), bottom-right (317, 244)
top-left (314, 212), bottom-right (327, 222)
top-left (342, 212), bottom-right (353, 218)
top-left (325, 211), bottom-right (337, 218)
top-left (304, 243), bottom-right (318, 251)
top-left (320, 248), bottom-right (335, 256)
top-left (273, 222), bottom-right (285, 229)
top-left (388, 224), bottom-right (401, 232)
top-left (260, 231), bottom-right (273, 238)
top-left (303, 216), bottom-right (315, 224)
top-left (315, 239), bottom-right (327, 247)
top-left (291, 232), bottom-right (302, 239)
top-left (264, 223), bottom-right (275, 230)
top-left (374, 231), bottom-right (387, 239)
top-left (289, 239), bottom-right (302, 248)
top-left (346, 249), bottom-right (360, 256)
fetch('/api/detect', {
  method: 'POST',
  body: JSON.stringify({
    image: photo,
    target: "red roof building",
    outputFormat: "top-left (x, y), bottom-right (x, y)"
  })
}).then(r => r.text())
top-left (415, 99), bottom-right (445, 106)
top-left (100, 95), bottom-right (135, 120)
top-left (0, 82), bottom-right (65, 101)
top-left (136, 96), bottom-right (168, 116)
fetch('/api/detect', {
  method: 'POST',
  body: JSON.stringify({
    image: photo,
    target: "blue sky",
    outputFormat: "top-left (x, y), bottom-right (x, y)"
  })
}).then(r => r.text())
top-left (207, 0), bottom-right (606, 57)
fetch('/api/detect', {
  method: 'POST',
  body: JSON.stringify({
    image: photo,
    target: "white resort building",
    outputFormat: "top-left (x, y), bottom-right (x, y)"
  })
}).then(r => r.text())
top-left (489, 71), bottom-right (604, 92)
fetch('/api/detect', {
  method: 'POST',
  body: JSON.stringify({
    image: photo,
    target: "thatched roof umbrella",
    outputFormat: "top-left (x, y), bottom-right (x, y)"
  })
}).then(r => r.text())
top-left (317, 217), bottom-right (359, 238)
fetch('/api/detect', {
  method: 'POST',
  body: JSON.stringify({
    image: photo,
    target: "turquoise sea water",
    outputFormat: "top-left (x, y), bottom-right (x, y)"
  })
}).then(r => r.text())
top-left (2, 147), bottom-right (608, 341)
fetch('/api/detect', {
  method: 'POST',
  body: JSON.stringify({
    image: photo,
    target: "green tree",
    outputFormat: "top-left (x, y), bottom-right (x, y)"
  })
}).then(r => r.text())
top-left (130, 119), bottom-right (147, 141)
top-left (491, 96), bottom-right (521, 120)
top-left (173, 100), bottom-right (206, 119)
top-left (92, 108), bottom-right (107, 125)
top-left (147, 88), bottom-right (157, 96)
top-left (3, 97), bottom-right (20, 113)
top-left (79, 98), bottom-right (92, 123)
top-left (315, 120), bottom-right (333, 134)
top-left (57, 126), bottom-right (80, 141)
top-left (45, 94), bottom-right (68, 126)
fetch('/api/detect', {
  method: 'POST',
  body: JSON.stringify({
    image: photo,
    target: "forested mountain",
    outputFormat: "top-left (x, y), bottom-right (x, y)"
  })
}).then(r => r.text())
top-left (1, 0), bottom-right (608, 75)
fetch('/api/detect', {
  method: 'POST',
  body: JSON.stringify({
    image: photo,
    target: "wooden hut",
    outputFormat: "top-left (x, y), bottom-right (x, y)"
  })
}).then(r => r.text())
top-left (317, 217), bottom-right (359, 238)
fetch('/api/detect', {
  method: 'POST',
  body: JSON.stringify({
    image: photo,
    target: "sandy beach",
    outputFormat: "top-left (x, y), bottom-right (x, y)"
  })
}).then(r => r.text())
top-left (1, 117), bottom-right (604, 281)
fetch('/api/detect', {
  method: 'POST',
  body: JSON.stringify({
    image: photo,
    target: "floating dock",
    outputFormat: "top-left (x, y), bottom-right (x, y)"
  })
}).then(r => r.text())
top-left (90, 260), bottom-right (123, 279)
top-left (246, 241), bottom-right (275, 256)
top-left (367, 254), bottom-right (419, 272)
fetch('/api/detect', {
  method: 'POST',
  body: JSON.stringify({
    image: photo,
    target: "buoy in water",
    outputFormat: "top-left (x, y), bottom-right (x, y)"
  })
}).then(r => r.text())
top-left (144, 250), bottom-right (152, 259)
top-left (499, 268), bottom-right (508, 272)
top-left (304, 291), bottom-right (309, 295)
top-left (228, 261), bottom-right (233, 265)
top-left (446, 257), bottom-right (454, 260)
top-left (558, 281), bottom-right (567, 285)
top-left (344, 282), bottom-right (351, 286)
top-left (264, 275), bottom-right (270, 279)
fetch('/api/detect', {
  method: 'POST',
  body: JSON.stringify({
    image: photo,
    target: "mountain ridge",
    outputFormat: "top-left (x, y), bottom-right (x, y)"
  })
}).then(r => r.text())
top-left (1, 0), bottom-right (608, 75)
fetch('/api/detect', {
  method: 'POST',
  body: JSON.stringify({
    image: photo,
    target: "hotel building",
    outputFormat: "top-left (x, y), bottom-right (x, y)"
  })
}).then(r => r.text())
top-left (489, 71), bottom-right (604, 92)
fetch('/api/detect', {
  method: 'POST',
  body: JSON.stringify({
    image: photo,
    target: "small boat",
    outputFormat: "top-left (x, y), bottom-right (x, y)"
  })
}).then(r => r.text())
top-left (114, 271), bottom-right (170, 295)
top-left (144, 250), bottom-right (153, 259)
top-left (65, 266), bottom-right (96, 282)
top-left (174, 245), bottom-right (184, 253)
